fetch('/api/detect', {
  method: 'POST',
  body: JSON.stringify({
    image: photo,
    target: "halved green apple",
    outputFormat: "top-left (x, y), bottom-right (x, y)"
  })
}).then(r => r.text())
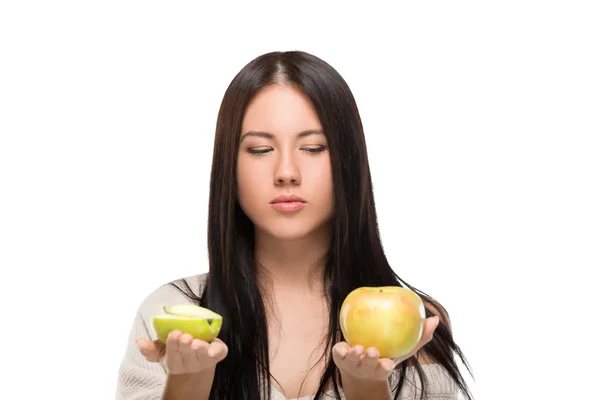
top-left (152, 304), bottom-right (223, 343)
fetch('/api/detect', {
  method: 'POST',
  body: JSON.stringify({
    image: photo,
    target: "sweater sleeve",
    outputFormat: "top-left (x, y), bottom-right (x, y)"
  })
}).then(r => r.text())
top-left (115, 274), bottom-right (208, 400)
top-left (389, 364), bottom-right (460, 400)
top-left (115, 309), bottom-right (167, 400)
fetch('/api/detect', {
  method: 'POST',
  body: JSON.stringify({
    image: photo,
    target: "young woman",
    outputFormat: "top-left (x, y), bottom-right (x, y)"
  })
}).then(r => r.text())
top-left (116, 51), bottom-right (474, 400)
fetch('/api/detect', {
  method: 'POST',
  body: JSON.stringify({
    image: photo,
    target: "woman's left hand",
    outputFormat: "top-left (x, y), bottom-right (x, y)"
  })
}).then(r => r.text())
top-left (332, 315), bottom-right (440, 382)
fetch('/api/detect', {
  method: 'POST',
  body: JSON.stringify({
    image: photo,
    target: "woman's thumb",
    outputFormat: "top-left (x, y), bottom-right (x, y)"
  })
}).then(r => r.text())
top-left (136, 338), bottom-right (164, 363)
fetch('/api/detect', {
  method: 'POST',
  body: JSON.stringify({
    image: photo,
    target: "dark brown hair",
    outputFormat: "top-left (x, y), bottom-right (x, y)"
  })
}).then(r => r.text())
top-left (171, 50), bottom-right (475, 400)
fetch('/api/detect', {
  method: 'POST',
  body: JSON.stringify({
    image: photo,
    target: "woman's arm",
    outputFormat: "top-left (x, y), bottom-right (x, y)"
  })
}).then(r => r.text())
top-left (333, 313), bottom-right (445, 400)
top-left (162, 369), bottom-right (216, 400)
top-left (116, 311), bottom-right (167, 400)
top-left (340, 376), bottom-right (393, 400)
top-left (116, 276), bottom-right (221, 400)
top-left (116, 311), bottom-right (222, 400)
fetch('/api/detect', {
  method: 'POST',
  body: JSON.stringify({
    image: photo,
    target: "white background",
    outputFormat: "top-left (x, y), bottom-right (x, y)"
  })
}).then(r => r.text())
top-left (1, 1), bottom-right (598, 399)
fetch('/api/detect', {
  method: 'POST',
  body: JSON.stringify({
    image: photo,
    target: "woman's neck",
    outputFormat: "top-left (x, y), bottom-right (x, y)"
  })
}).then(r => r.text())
top-left (253, 224), bottom-right (331, 295)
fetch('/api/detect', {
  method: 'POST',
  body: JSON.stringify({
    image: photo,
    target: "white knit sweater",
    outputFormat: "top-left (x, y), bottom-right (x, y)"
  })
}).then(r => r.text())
top-left (115, 273), bottom-right (460, 400)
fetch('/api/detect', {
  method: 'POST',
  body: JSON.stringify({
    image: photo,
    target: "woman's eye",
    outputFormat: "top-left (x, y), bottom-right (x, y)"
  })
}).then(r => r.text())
top-left (247, 148), bottom-right (272, 154)
top-left (303, 146), bottom-right (327, 153)
top-left (246, 146), bottom-right (327, 155)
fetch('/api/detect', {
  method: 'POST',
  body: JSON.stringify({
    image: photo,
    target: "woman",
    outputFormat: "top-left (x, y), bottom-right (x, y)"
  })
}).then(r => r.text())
top-left (116, 51), bottom-right (474, 400)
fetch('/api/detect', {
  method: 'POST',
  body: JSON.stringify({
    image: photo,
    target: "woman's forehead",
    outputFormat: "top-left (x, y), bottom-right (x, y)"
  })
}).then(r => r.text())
top-left (241, 85), bottom-right (322, 137)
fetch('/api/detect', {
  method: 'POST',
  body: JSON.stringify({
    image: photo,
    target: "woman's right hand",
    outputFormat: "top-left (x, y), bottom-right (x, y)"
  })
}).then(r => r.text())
top-left (136, 330), bottom-right (229, 374)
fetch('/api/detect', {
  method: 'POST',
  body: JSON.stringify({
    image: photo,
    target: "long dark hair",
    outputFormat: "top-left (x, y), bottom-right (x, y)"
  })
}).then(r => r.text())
top-left (171, 50), bottom-right (474, 400)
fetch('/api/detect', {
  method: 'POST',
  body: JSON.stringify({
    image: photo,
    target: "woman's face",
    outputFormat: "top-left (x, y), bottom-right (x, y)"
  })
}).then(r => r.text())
top-left (237, 84), bottom-right (333, 241)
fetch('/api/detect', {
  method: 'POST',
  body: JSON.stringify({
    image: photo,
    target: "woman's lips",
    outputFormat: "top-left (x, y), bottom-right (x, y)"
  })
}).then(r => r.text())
top-left (270, 201), bottom-right (306, 212)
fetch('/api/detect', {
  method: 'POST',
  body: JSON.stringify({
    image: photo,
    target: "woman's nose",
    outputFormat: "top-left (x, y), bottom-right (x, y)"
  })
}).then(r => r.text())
top-left (274, 153), bottom-right (301, 185)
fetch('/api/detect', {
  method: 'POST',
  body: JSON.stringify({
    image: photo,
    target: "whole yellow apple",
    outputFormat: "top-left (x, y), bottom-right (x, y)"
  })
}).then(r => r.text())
top-left (339, 286), bottom-right (426, 359)
top-left (152, 304), bottom-right (223, 343)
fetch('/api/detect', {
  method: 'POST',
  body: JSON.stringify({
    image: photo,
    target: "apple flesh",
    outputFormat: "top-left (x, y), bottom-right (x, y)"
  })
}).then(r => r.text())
top-left (339, 286), bottom-right (426, 359)
top-left (152, 304), bottom-right (223, 343)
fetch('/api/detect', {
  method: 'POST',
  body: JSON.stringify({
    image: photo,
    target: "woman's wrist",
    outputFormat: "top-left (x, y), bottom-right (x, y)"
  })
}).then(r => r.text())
top-left (340, 372), bottom-right (393, 400)
top-left (162, 367), bottom-right (216, 400)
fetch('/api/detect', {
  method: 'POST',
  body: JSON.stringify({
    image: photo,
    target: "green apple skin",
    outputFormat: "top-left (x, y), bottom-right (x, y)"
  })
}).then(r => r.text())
top-left (339, 286), bottom-right (425, 359)
top-left (152, 315), bottom-right (222, 343)
top-left (152, 305), bottom-right (223, 343)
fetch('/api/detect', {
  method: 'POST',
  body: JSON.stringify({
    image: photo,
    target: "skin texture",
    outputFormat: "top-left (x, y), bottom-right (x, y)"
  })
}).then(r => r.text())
top-left (237, 83), bottom-right (334, 290)
top-left (136, 332), bottom-right (228, 375)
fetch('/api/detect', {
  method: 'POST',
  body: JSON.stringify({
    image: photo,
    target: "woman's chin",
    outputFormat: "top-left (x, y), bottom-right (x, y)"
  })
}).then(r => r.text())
top-left (266, 229), bottom-right (313, 241)
top-left (256, 224), bottom-right (315, 242)
top-left (253, 216), bottom-right (331, 242)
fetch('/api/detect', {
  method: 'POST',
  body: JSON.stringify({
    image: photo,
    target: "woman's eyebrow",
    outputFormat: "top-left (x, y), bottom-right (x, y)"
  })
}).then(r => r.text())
top-left (240, 129), bottom-right (324, 143)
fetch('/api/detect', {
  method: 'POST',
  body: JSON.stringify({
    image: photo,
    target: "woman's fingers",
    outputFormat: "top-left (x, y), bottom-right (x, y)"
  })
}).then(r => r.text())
top-left (191, 338), bottom-right (209, 355)
top-left (332, 342), bottom-right (351, 360)
top-left (166, 330), bottom-right (184, 368)
top-left (207, 338), bottom-right (228, 362)
top-left (378, 357), bottom-right (396, 373)
top-left (362, 347), bottom-right (379, 370)
top-left (191, 338), bottom-right (209, 368)
top-left (137, 331), bottom-right (229, 374)
top-left (178, 333), bottom-right (195, 368)
top-left (346, 345), bottom-right (364, 367)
